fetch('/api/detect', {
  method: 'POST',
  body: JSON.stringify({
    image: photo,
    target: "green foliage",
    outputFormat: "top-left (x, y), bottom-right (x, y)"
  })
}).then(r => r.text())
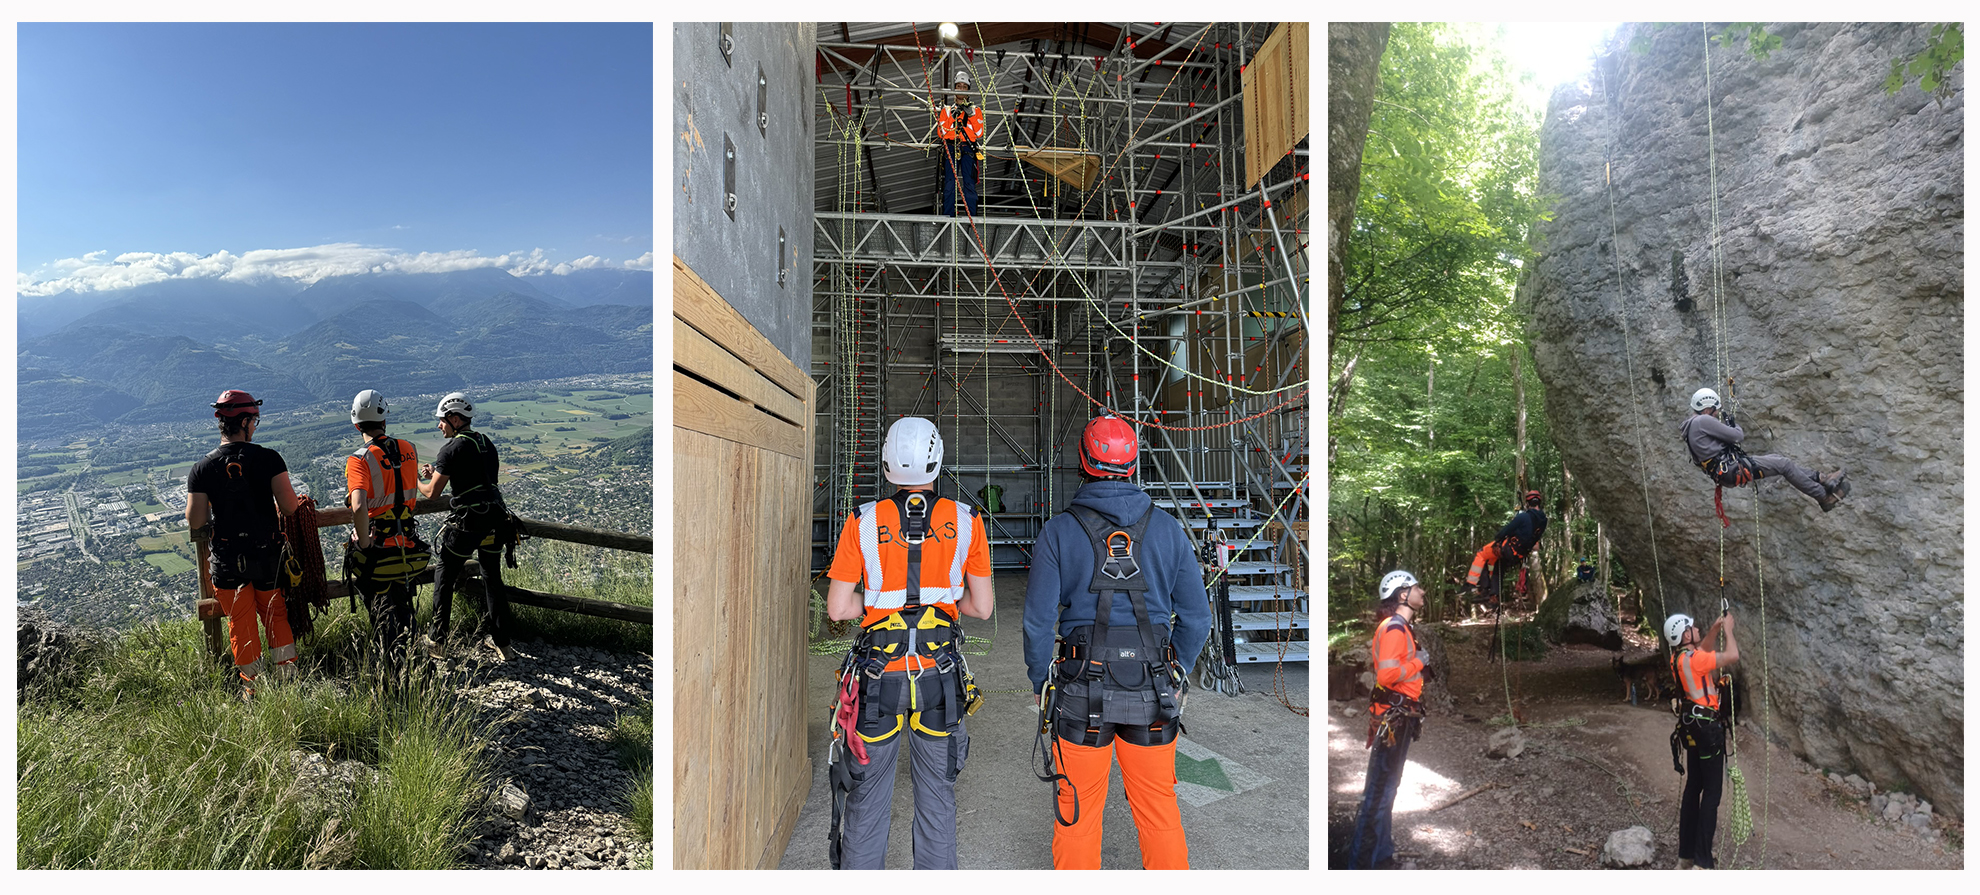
top-left (1337, 22), bottom-right (1543, 350)
top-left (612, 703), bottom-right (655, 843)
top-left (1714, 23), bottom-right (1781, 60)
top-left (1495, 621), bottom-right (1550, 661)
top-left (1886, 23), bottom-right (1963, 103)
top-left (19, 618), bottom-right (490, 868)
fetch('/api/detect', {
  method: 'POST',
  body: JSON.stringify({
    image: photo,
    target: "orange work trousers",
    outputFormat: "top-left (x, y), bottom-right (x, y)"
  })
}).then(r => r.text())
top-left (1050, 736), bottom-right (1189, 869)
top-left (216, 584), bottom-right (297, 681)
top-left (1466, 541), bottom-right (1514, 587)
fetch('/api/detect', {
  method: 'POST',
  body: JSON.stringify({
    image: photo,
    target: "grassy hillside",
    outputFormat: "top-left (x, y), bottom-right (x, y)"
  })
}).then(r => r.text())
top-left (18, 547), bottom-right (653, 869)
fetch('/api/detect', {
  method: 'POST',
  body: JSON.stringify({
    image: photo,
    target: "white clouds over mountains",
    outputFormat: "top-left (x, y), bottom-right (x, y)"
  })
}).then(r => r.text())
top-left (17, 243), bottom-right (653, 296)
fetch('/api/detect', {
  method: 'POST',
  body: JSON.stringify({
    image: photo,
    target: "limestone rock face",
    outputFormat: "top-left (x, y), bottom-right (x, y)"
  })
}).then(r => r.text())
top-left (1562, 583), bottom-right (1624, 651)
top-left (1519, 23), bottom-right (1962, 815)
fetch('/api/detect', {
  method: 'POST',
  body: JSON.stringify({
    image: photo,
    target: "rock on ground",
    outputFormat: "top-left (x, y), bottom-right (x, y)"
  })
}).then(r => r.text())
top-left (1600, 825), bottom-right (1656, 868)
top-left (1484, 726), bottom-right (1527, 760)
top-left (1559, 583), bottom-right (1623, 651)
top-left (1519, 22), bottom-right (1963, 817)
top-left (449, 640), bottom-right (653, 869)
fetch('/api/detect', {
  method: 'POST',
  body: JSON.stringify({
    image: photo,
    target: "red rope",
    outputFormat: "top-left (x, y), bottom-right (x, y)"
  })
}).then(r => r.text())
top-left (1713, 485), bottom-right (1731, 528)
top-left (282, 496), bottom-right (330, 638)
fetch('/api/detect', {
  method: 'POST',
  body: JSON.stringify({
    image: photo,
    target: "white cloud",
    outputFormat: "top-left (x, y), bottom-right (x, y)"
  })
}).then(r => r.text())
top-left (624, 252), bottom-right (654, 270)
top-left (15, 243), bottom-right (569, 296)
top-left (548, 254), bottom-right (608, 276)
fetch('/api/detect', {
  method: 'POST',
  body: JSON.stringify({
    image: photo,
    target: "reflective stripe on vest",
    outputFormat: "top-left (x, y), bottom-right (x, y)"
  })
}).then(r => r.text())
top-left (1675, 648), bottom-right (1719, 706)
top-left (1374, 618), bottom-right (1422, 687)
top-left (937, 105), bottom-right (985, 142)
top-left (351, 440), bottom-right (417, 513)
top-left (854, 497), bottom-right (974, 610)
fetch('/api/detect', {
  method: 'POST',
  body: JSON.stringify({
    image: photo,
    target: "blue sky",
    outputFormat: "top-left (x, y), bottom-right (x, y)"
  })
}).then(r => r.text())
top-left (17, 22), bottom-right (653, 294)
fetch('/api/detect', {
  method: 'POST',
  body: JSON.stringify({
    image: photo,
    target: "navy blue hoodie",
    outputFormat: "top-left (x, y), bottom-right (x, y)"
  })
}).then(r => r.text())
top-left (1023, 480), bottom-right (1212, 694)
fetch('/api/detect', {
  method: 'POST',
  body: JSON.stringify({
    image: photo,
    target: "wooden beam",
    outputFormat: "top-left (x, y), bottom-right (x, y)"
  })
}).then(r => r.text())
top-left (311, 494), bottom-right (650, 553)
top-left (323, 570), bottom-right (652, 625)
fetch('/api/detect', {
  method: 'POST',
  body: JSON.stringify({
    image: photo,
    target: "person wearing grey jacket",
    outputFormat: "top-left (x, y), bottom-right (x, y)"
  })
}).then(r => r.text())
top-left (1681, 387), bottom-right (1848, 511)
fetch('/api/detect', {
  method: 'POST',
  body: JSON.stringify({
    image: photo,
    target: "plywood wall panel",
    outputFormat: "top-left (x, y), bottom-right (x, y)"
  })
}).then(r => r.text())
top-left (673, 258), bottom-right (814, 869)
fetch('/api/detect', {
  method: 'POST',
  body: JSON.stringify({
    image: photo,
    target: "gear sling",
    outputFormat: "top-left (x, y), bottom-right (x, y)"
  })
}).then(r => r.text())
top-left (1034, 505), bottom-right (1187, 826)
top-left (343, 437), bottom-right (431, 603)
top-left (826, 490), bottom-right (983, 869)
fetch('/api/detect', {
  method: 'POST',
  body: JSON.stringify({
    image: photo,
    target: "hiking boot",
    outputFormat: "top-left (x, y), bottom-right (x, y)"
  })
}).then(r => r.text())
top-left (485, 635), bottom-right (518, 662)
top-left (1678, 858), bottom-right (1695, 870)
top-left (1818, 492), bottom-right (1842, 513)
top-left (420, 633), bottom-right (447, 660)
top-left (1821, 468), bottom-right (1850, 499)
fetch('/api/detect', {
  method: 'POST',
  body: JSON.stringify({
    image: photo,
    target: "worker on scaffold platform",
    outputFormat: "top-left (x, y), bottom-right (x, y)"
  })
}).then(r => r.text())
top-left (935, 69), bottom-right (985, 216)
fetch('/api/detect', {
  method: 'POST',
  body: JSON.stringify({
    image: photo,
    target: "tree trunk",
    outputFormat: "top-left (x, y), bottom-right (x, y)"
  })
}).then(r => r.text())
top-left (1327, 23), bottom-right (1391, 360)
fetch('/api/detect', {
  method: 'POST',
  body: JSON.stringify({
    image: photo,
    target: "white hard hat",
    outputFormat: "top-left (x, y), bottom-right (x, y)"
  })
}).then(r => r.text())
top-left (1379, 570), bottom-right (1419, 602)
top-left (351, 390), bottom-right (388, 424)
top-left (1664, 613), bottom-right (1696, 648)
top-left (434, 392), bottom-right (474, 420)
top-left (953, 70), bottom-right (971, 88)
top-left (1690, 387), bottom-right (1721, 412)
top-left (881, 416), bottom-right (943, 486)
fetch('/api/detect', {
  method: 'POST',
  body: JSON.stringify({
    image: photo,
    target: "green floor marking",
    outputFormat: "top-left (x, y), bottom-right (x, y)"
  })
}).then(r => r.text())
top-left (1176, 753), bottom-right (1235, 791)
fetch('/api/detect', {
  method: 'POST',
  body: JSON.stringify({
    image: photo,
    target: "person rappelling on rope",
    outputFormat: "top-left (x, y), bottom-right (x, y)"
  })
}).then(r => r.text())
top-left (935, 69), bottom-right (985, 216)
top-left (1024, 414), bottom-right (1209, 869)
top-left (1461, 490), bottom-right (1547, 605)
top-left (186, 390), bottom-right (303, 699)
top-left (1681, 387), bottom-right (1849, 513)
top-left (1347, 571), bottom-right (1430, 870)
top-left (823, 416), bottom-right (993, 869)
top-left (1665, 611), bottom-right (1740, 870)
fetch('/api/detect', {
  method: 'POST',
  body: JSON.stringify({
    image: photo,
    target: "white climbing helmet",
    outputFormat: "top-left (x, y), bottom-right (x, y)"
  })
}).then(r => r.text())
top-left (881, 416), bottom-right (943, 486)
top-left (953, 69), bottom-right (971, 89)
top-left (1664, 613), bottom-right (1696, 648)
top-left (1690, 387), bottom-right (1721, 412)
top-left (1379, 570), bottom-right (1419, 602)
top-left (351, 389), bottom-right (388, 424)
top-left (434, 392), bottom-right (474, 420)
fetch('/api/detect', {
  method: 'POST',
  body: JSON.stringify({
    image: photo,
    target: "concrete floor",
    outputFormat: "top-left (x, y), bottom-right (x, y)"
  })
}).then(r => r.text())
top-left (777, 580), bottom-right (1310, 869)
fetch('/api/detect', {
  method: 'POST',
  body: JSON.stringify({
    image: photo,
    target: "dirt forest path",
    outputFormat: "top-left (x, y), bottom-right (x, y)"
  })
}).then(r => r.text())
top-left (1326, 619), bottom-right (1962, 869)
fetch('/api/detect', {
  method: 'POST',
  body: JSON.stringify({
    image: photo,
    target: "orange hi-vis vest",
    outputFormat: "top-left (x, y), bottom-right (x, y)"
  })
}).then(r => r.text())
top-left (346, 437), bottom-right (420, 548)
top-left (1671, 647), bottom-right (1721, 712)
top-left (828, 492), bottom-right (991, 671)
top-left (937, 103), bottom-right (985, 143)
top-left (1370, 615), bottom-right (1424, 715)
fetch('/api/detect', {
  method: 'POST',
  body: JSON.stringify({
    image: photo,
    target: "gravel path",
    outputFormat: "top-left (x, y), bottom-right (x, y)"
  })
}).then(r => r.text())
top-left (450, 639), bottom-right (653, 870)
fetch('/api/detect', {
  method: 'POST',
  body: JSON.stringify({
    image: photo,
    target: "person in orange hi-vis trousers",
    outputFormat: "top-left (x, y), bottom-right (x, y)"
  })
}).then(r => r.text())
top-left (1024, 415), bottom-right (1210, 869)
top-left (185, 390), bottom-right (302, 698)
top-left (1463, 490), bottom-right (1546, 603)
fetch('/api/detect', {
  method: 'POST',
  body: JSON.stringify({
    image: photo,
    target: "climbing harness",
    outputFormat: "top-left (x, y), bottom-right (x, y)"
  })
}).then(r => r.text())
top-left (1035, 504), bottom-right (1189, 826)
top-left (343, 437), bottom-right (431, 593)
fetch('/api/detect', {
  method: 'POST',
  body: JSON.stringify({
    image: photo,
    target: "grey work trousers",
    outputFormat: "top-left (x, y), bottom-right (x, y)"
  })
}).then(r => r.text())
top-left (838, 670), bottom-right (970, 869)
top-left (1746, 453), bottom-right (1826, 500)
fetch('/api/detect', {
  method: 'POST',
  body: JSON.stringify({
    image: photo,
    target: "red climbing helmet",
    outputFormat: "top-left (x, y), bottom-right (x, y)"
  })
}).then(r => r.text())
top-left (211, 389), bottom-right (263, 418)
top-left (1524, 490), bottom-right (1542, 505)
top-left (1080, 415), bottom-right (1139, 478)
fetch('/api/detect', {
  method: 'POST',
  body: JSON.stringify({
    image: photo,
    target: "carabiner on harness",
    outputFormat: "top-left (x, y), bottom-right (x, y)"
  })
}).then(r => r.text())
top-left (1101, 530), bottom-right (1139, 580)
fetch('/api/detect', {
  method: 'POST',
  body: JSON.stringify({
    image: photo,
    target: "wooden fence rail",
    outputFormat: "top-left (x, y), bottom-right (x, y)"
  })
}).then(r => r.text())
top-left (193, 493), bottom-right (653, 661)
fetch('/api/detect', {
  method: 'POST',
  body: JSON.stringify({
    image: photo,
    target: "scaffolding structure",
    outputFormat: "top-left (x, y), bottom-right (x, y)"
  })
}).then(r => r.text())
top-left (811, 23), bottom-right (1310, 676)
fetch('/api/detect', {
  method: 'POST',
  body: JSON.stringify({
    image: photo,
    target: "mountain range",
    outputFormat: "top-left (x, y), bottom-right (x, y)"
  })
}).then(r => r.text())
top-left (17, 268), bottom-right (653, 442)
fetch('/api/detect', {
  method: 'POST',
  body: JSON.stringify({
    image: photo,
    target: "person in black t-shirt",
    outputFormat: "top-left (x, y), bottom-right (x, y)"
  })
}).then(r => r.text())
top-left (417, 392), bottom-right (517, 661)
top-left (186, 389), bottom-right (302, 695)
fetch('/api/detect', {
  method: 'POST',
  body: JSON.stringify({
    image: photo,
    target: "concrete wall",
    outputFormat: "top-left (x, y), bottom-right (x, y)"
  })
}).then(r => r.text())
top-left (672, 22), bottom-right (815, 369)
